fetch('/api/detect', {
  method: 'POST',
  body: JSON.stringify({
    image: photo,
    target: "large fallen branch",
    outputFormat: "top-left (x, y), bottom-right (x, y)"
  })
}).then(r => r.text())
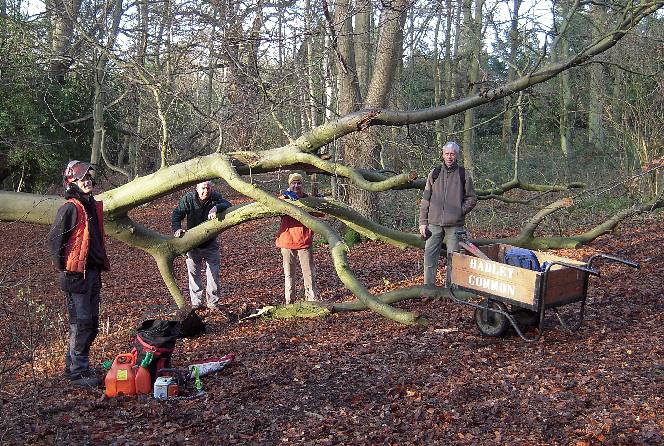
top-left (205, 154), bottom-right (424, 325)
top-left (326, 286), bottom-right (476, 312)
top-left (1, 188), bottom-right (660, 315)
top-left (474, 197), bottom-right (664, 249)
top-left (0, 1), bottom-right (661, 325)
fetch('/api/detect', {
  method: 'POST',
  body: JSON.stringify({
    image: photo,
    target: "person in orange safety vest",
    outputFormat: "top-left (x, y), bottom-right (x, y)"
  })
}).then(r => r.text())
top-left (47, 160), bottom-right (109, 388)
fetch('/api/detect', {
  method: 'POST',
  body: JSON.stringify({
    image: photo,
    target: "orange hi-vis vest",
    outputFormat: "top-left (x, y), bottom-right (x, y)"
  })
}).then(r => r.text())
top-left (64, 198), bottom-right (109, 273)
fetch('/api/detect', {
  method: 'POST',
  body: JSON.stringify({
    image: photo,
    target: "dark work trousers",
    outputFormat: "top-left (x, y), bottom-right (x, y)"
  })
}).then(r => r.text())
top-left (64, 266), bottom-right (102, 378)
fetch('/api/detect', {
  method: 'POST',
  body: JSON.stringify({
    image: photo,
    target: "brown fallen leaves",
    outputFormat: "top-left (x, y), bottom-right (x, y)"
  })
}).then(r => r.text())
top-left (0, 188), bottom-right (662, 445)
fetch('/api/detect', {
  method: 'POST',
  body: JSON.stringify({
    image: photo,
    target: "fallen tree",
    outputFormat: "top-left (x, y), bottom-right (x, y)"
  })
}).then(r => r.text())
top-left (1, 166), bottom-right (661, 324)
top-left (1, 1), bottom-right (663, 324)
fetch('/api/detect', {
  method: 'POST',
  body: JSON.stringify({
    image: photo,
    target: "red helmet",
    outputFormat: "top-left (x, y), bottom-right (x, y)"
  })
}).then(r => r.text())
top-left (63, 160), bottom-right (94, 187)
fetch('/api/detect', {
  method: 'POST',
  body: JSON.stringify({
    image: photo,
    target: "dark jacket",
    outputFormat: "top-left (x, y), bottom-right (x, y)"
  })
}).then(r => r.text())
top-left (47, 186), bottom-right (109, 272)
top-left (171, 190), bottom-right (232, 248)
top-left (419, 162), bottom-right (477, 227)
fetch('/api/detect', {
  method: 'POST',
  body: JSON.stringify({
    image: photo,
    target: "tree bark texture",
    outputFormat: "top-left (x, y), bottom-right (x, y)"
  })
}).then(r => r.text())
top-left (501, 0), bottom-right (520, 153)
top-left (588, 3), bottom-right (607, 150)
top-left (461, 0), bottom-right (484, 177)
top-left (48, 0), bottom-right (82, 83)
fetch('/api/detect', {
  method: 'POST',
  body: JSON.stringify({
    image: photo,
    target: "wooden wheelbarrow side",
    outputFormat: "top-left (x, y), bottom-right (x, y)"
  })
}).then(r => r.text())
top-left (445, 243), bottom-right (639, 341)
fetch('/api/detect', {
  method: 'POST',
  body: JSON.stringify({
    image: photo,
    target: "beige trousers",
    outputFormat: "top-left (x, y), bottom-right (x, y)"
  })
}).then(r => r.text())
top-left (281, 247), bottom-right (316, 304)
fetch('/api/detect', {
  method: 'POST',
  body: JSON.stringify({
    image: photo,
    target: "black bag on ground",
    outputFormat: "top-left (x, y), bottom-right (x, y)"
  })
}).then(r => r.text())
top-left (131, 320), bottom-right (180, 383)
top-left (177, 309), bottom-right (206, 338)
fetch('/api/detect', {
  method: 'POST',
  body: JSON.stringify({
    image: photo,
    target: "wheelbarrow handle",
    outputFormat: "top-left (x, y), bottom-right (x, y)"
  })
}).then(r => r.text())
top-left (544, 261), bottom-right (600, 276)
top-left (588, 253), bottom-right (640, 270)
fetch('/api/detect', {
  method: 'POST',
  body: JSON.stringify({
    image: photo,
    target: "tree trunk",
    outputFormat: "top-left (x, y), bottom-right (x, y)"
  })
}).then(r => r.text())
top-left (332, 0), bottom-right (364, 211)
top-left (128, 0), bottom-right (148, 177)
top-left (557, 0), bottom-right (573, 161)
top-left (444, 0), bottom-right (457, 134)
top-left (91, 68), bottom-right (105, 167)
top-left (445, 0), bottom-right (464, 133)
top-left (277, 0), bottom-right (284, 69)
top-left (501, 0), bottom-right (520, 153)
top-left (610, 65), bottom-right (624, 124)
top-left (333, 0), bottom-right (362, 116)
top-left (206, 21), bottom-right (217, 117)
top-left (214, 0), bottom-right (262, 149)
top-left (340, 0), bottom-right (408, 220)
top-left (323, 29), bottom-right (337, 198)
top-left (90, 0), bottom-right (124, 169)
top-left (48, 0), bottom-right (82, 83)
top-left (304, 0), bottom-right (317, 129)
top-left (1, 0), bottom-right (7, 44)
top-left (558, 46), bottom-right (573, 160)
top-left (433, 0), bottom-right (444, 149)
top-left (461, 0), bottom-right (483, 177)
top-left (355, 0), bottom-right (372, 96)
top-left (588, 3), bottom-right (606, 150)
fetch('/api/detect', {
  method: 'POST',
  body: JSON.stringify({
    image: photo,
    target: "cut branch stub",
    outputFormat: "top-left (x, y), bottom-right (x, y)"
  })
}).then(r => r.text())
top-left (358, 109), bottom-right (381, 130)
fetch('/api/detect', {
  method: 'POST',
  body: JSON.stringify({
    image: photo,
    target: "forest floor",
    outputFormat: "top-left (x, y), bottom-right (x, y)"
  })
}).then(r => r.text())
top-left (0, 184), bottom-right (662, 445)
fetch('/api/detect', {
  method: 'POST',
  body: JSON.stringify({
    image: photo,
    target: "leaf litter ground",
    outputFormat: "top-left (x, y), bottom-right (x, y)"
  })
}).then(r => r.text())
top-left (0, 187), bottom-right (661, 445)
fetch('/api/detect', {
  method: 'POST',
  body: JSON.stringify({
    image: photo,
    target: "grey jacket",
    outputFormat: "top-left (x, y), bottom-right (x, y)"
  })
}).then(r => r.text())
top-left (419, 163), bottom-right (477, 227)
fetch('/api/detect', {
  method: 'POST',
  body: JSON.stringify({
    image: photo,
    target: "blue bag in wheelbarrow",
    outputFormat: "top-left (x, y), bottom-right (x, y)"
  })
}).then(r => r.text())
top-left (504, 247), bottom-right (541, 271)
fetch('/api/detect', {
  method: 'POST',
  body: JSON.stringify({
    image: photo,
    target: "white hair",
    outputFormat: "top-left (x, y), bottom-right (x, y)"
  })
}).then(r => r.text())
top-left (442, 141), bottom-right (460, 154)
top-left (196, 181), bottom-right (212, 188)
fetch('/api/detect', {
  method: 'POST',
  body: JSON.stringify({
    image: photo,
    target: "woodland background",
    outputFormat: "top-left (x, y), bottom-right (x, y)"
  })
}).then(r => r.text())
top-left (1, 0), bottom-right (662, 203)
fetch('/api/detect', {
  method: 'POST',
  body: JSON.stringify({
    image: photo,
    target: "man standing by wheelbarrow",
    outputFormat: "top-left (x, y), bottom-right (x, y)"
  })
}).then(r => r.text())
top-left (419, 141), bottom-right (478, 289)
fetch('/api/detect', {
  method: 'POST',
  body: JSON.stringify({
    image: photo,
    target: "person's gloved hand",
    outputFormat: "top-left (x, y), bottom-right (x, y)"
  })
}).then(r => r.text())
top-left (419, 224), bottom-right (431, 240)
top-left (174, 229), bottom-right (186, 238)
top-left (207, 205), bottom-right (217, 220)
top-left (282, 190), bottom-right (299, 201)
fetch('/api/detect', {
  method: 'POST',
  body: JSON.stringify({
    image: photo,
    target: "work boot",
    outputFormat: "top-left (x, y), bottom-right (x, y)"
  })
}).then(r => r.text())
top-left (70, 370), bottom-right (101, 388)
top-left (63, 355), bottom-right (72, 378)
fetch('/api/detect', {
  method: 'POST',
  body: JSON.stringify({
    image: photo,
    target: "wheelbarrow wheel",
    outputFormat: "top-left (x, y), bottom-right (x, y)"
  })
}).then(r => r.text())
top-left (475, 300), bottom-right (509, 337)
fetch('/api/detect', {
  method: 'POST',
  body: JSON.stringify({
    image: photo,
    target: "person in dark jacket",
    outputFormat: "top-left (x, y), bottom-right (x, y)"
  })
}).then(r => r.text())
top-left (171, 181), bottom-right (232, 310)
top-left (419, 141), bottom-right (478, 287)
top-left (47, 160), bottom-right (110, 387)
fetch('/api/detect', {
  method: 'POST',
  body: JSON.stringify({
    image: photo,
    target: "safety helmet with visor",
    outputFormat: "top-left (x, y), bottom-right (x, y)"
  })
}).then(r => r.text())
top-left (63, 160), bottom-right (95, 188)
